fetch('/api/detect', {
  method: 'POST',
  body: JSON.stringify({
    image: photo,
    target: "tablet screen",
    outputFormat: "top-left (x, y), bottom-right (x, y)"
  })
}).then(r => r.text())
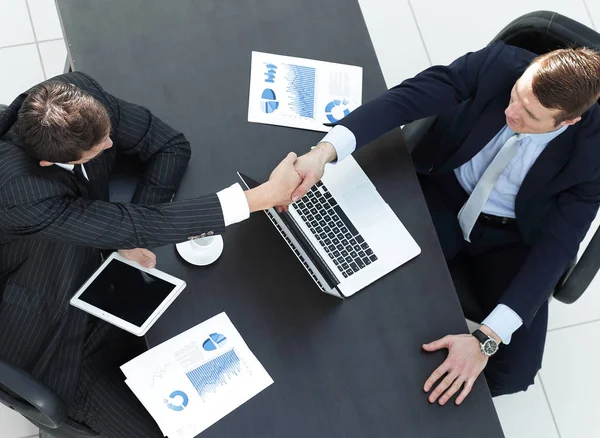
top-left (78, 258), bottom-right (176, 326)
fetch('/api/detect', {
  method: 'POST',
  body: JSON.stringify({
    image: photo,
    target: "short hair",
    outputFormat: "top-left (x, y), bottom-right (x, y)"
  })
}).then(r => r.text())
top-left (531, 47), bottom-right (600, 123)
top-left (15, 81), bottom-right (110, 163)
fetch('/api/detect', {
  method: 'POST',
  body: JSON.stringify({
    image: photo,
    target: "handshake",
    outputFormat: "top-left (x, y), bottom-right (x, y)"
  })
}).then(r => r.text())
top-left (244, 142), bottom-right (338, 213)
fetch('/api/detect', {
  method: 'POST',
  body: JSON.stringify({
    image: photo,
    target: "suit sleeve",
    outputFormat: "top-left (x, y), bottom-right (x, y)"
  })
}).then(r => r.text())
top-left (77, 72), bottom-right (192, 205)
top-left (0, 175), bottom-right (225, 249)
top-left (500, 176), bottom-right (600, 327)
top-left (337, 43), bottom-right (504, 149)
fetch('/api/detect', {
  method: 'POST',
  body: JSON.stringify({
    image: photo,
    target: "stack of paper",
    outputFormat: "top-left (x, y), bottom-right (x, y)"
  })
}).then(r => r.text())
top-left (121, 313), bottom-right (274, 437)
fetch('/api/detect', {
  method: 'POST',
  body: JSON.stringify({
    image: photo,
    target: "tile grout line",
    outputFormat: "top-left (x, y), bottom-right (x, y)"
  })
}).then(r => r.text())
top-left (406, 0), bottom-right (432, 66)
top-left (24, 0), bottom-right (47, 79)
top-left (0, 38), bottom-right (63, 51)
top-left (547, 317), bottom-right (600, 332)
top-left (583, 0), bottom-right (597, 31)
top-left (538, 374), bottom-right (562, 438)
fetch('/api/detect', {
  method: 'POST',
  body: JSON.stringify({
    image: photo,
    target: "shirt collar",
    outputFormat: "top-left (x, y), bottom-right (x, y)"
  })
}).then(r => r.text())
top-left (54, 163), bottom-right (75, 171)
top-left (506, 124), bottom-right (568, 145)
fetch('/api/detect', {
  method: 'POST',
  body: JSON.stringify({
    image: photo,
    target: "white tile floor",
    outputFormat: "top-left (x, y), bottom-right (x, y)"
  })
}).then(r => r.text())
top-left (1, 0), bottom-right (600, 437)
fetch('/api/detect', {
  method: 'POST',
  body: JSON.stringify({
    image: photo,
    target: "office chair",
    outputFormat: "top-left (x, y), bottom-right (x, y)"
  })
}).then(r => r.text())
top-left (402, 11), bottom-right (600, 322)
top-left (0, 358), bottom-right (101, 438)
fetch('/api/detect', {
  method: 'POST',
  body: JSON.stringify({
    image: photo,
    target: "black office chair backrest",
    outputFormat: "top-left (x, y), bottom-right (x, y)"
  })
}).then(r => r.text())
top-left (492, 11), bottom-right (600, 56)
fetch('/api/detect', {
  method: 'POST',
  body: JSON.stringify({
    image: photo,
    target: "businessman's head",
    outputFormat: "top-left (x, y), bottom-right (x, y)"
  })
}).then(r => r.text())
top-left (505, 47), bottom-right (600, 134)
top-left (15, 81), bottom-right (113, 166)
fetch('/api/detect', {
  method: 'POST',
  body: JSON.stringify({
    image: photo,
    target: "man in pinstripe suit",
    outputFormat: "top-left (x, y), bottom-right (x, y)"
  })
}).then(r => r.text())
top-left (0, 72), bottom-right (300, 437)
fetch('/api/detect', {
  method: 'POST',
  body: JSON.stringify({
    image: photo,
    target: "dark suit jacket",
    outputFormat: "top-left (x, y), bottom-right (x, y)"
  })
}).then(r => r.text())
top-left (337, 42), bottom-right (600, 328)
top-left (0, 72), bottom-right (226, 404)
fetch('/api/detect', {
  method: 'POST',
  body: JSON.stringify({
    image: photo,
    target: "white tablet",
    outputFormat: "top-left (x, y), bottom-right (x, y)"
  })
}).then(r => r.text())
top-left (70, 252), bottom-right (187, 336)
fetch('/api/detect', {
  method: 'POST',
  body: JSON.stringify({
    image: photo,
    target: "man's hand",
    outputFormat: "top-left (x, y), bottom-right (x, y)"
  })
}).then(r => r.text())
top-left (118, 248), bottom-right (157, 269)
top-left (289, 142), bottom-right (337, 202)
top-left (422, 331), bottom-right (493, 406)
top-left (245, 152), bottom-right (302, 212)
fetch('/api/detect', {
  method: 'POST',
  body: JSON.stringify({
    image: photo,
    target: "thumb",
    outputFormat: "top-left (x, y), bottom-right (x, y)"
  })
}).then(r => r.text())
top-left (422, 336), bottom-right (451, 352)
top-left (283, 152), bottom-right (298, 165)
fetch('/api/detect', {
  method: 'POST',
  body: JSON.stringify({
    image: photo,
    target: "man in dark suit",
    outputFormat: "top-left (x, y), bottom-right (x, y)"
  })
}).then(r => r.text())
top-left (0, 72), bottom-right (300, 437)
top-left (287, 42), bottom-right (600, 404)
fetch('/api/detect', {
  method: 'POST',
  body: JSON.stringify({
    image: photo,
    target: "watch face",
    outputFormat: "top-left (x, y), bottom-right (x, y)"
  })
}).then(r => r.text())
top-left (482, 339), bottom-right (499, 356)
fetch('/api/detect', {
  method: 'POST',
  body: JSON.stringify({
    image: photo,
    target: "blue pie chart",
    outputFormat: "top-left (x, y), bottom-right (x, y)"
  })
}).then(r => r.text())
top-left (260, 88), bottom-right (279, 114)
top-left (325, 99), bottom-right (351, 123)
top-left (202, 333), bottom-right (228, 351)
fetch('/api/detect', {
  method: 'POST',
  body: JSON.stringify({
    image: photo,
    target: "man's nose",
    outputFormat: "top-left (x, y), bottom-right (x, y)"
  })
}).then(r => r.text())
top-left (505, 103), bottom-right (519, 119)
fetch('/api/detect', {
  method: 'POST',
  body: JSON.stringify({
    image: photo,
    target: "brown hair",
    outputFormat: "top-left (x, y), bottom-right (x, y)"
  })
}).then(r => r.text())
top-left (531, 47), bottom-right (600, 124)
top-left (15, 81), bottom-right (110, 163)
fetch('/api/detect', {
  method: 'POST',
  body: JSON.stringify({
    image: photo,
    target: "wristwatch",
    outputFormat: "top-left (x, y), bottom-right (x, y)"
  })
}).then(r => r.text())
top-left (472, 329), bottom-right (499, 356)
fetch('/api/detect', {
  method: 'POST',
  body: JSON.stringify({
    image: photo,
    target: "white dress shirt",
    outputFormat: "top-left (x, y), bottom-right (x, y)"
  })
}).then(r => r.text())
top-left (319, 124), bottom-right (567, 344)
top-left (54, 163), bottom-right (250, 227)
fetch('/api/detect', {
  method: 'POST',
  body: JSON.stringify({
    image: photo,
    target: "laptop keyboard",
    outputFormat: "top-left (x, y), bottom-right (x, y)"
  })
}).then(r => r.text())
top-left (294, 181), bottom-right (378, 278)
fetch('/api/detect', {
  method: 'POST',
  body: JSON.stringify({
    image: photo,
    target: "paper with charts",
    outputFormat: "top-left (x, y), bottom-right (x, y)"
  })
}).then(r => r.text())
top-left (121, 312), bottom-right (273, 438)
top-left (248, 51), bottom-right (363, 132)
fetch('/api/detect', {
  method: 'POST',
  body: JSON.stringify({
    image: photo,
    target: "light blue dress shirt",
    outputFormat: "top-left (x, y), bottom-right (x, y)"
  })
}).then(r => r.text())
top-left (454, 124), bottom-right (568, 218)
top-left (320, 124), bottom-right (568, 343)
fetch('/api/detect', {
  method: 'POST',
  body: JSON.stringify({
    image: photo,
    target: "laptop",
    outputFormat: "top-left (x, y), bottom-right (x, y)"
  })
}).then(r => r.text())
top-left (238, 155), bottom-right (421, 298)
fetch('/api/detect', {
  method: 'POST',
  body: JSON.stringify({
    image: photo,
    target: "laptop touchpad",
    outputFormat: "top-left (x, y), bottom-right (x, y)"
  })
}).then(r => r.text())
top-left (343, 185), bottom-right (386, 229)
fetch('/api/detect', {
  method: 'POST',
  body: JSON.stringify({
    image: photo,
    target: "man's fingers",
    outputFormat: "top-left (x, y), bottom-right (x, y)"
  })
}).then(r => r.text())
top-left (140, 249), bottom-right (156, 268)
top-left (429, 372), bottom-right (457, 404)
top-left (292, 175), bottom-right (318, 202)
top-left (422, 336), bottom-right (451, 352)
top-left (424, 362), bottom-right (449, 392)
top-left (439, 377), bottom-right (464, 406)
top-left (455, 378), bottom-right (475, 405)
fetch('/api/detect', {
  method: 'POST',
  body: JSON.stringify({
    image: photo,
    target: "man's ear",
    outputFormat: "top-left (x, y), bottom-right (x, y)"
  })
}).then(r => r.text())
top-left (560, 116), bottom-right (582, 127)
top-left (39, 160), bottom-right (54, 167)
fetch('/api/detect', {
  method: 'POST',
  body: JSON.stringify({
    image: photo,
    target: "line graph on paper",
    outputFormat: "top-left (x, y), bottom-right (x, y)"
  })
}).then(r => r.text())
top-left (149, 362), bottom-right (173, 388)
top-left (185, 349), bottom-right (247, 403)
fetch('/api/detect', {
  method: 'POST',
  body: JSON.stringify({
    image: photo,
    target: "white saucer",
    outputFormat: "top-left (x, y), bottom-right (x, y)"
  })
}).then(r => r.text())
top-left (176, 236), bottom-right (224, 266)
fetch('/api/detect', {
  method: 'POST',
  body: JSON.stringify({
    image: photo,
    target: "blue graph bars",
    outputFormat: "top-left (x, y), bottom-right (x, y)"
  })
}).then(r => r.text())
top-left (285, 64), bottom-right (316, 118)
top-left (186, 349), bottom-right (242, 401)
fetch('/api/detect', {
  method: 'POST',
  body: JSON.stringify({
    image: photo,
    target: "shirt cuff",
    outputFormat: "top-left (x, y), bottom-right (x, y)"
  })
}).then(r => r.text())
top-left (216, 183), bottom-right (250, 227)
top-left (319, 125), bottom-right (356, 162)
top-left (481, 304), bottom-right (523, 344)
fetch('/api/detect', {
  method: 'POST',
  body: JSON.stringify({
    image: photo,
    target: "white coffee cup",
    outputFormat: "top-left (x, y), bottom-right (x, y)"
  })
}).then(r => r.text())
top-left (191, 236), bottom-right (216, 248)
top-left (176, 235), bottom-right (224, 266)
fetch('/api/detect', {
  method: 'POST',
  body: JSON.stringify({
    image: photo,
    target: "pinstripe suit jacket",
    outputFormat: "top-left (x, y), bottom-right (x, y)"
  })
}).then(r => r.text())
top-left (0, 72), bottom-right (225, 404)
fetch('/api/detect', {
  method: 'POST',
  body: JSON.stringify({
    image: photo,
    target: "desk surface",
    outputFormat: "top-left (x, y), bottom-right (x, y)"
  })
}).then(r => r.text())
top-left (57, 0), bottom-right (503, 436)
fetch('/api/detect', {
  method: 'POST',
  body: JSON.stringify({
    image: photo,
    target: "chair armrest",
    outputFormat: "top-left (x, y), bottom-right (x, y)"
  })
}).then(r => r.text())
top-left (0, 357), bottom-right (68, 428)
top-left (553, 228), bottom-right (600, 304)
top-left (400, 116), bottom-right (438, 153)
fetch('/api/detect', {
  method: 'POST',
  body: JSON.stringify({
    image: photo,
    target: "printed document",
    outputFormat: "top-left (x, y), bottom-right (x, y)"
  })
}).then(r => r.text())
top-left (248, 51), bottom-right (363, 132)
top-left (121, 312), bottom-right (273, 437)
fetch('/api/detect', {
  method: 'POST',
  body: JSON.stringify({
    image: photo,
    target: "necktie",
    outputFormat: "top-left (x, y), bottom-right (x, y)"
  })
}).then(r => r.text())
top-left (73, 164), bottom-right (99, 199)
top-left (457, 133), bottom-right (525, 242)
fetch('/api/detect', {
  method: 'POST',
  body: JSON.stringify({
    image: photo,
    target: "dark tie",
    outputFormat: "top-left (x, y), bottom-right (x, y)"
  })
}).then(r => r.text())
top-left (73, 164), bottom-right (100, 200)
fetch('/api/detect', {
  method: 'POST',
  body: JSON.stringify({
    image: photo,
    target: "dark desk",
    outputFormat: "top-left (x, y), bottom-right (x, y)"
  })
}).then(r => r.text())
top-left (57, 0), bottom-right (503, 436)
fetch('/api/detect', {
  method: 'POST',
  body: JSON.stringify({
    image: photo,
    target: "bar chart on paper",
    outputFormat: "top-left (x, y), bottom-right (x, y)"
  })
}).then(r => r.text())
top-left (186, 349), bottom-right (244, 402)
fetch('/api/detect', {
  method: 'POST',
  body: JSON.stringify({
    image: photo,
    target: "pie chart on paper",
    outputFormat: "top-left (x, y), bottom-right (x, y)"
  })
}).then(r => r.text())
top-left (260, 88), bottom-right (279, 114)
top-left (202, 333), bottom-right (228, 351)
